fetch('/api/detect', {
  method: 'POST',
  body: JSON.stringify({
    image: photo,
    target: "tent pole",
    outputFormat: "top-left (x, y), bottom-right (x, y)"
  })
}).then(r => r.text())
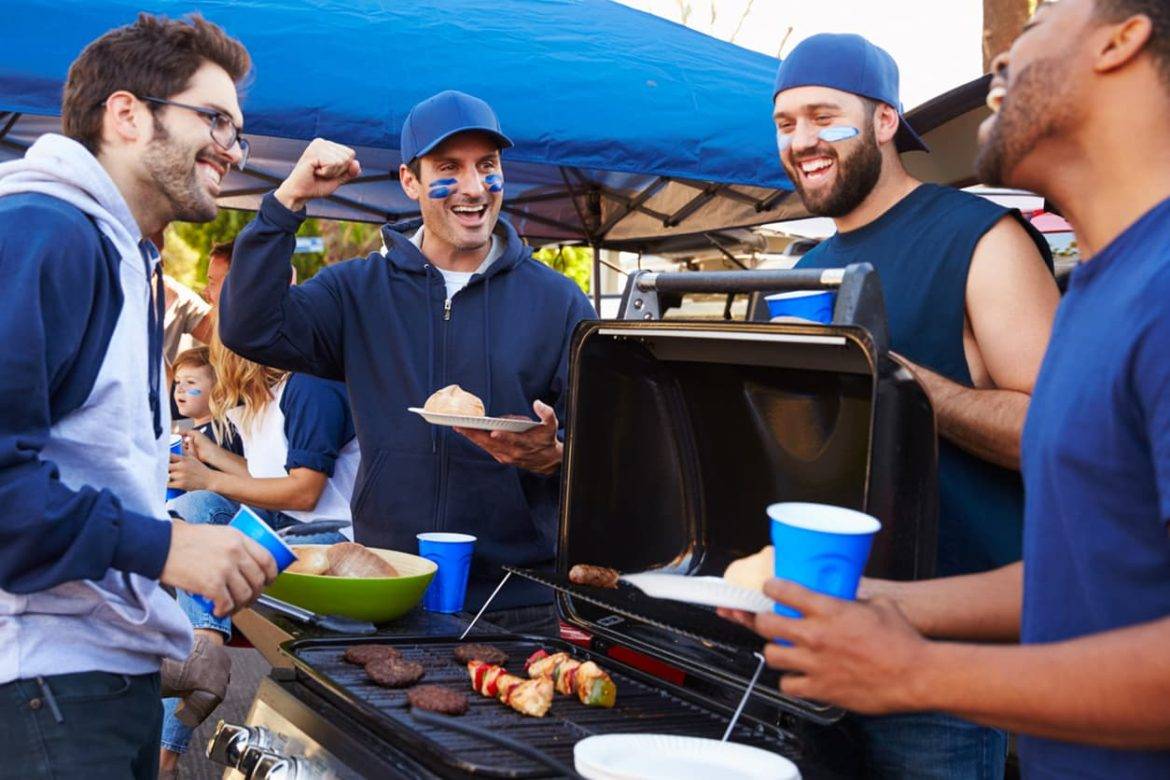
top-left (591, 240), bottom-right (602, 314)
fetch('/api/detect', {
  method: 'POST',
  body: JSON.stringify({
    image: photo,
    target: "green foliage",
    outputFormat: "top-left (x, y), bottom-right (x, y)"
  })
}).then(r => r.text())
top-left (164, 208), bottom-right (382, 291)
top-left (533, 245), bottom-right (592, 294)
top-left (168, 208), bottom-right (591, 295)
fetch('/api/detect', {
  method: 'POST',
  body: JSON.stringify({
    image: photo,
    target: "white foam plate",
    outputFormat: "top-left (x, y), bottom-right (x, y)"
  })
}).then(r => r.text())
top-left (619, 573), bottom-right (773, 612)
top-left (408, 407), bottom-right (541, 433)
top-left (574, 734), bottom-right (800, 780)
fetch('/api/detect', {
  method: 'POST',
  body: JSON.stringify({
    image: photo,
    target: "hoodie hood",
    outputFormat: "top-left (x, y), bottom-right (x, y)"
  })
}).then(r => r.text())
top-left (379, 214), bottom-right (529, 278)
top-left (0, 134), bottom-right (143, 269)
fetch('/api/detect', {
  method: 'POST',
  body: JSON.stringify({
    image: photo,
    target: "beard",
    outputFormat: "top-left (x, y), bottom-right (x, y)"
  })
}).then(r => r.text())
top-left (789, 124), bottom-right (883, 218)
top-left (142, 117), bottom-right (219, 223)
top-left (975, 57), bottom-right (1075, 187)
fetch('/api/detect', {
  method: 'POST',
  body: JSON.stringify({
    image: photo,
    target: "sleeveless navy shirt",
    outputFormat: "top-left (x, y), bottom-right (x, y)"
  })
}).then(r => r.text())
top-left (798, 184), bottom-right (1052, 575)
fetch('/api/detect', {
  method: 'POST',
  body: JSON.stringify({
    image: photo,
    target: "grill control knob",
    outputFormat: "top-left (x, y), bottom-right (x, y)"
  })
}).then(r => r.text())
top-left (206, 721), bottom-right (286, 768)
top-left (245, 751), bottom-right (329, 780)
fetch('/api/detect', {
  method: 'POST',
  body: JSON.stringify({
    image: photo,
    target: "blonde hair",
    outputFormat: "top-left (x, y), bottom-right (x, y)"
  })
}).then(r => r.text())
top-left (208, 320), bottom-right (288, 439)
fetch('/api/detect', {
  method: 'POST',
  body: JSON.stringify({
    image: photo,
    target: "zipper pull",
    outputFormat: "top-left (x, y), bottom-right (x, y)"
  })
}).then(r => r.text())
top-left (444, 298), bottom-right (452, 321)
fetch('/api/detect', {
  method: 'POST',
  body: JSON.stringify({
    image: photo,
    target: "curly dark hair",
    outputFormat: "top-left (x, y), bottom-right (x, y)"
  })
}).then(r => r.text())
top-left (62, 13), bottom-right (250, 154)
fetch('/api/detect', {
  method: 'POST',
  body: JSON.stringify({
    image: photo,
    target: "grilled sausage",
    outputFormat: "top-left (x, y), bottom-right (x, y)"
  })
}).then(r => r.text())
top-left (569, 564), bottom-right (620, 589)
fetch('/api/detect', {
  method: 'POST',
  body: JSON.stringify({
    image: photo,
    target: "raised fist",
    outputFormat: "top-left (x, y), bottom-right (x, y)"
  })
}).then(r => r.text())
top-left (274, 138), bottom-right (361, 212)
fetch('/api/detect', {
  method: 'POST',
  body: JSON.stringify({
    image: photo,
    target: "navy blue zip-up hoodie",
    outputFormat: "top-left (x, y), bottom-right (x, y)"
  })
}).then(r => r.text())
top-left (221, 193), bottom-right (594, 610)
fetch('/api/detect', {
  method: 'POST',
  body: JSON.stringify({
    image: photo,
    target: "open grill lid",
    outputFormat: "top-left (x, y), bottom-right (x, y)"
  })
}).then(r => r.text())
top-left (515, 264), bottom-right (937, 725)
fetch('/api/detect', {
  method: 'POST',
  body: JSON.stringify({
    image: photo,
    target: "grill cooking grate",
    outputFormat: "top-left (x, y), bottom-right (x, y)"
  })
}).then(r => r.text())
top-left (287, 636), bottom-right (796, 779)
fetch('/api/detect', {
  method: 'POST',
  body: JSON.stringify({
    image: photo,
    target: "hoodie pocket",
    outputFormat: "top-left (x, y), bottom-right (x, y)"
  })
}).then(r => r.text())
top-left (352, 450), bottom-right (437, 548)
top-left (444, 456), bottom-right (552, 573)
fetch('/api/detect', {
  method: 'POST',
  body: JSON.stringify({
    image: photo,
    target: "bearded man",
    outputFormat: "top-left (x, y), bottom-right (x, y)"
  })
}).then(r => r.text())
top-left (770, 33), bottom-right (1061, 778)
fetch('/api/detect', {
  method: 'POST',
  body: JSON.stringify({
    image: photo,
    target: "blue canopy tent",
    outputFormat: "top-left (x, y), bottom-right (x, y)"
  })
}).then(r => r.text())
top-left (0, 0), bottom-right (812, 303)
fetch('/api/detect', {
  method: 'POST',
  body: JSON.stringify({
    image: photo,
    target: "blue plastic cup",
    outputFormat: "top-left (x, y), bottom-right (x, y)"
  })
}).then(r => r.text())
top-left (765, 290), bottom-right (836, 323)
top-left (192, 506), bottom-right (298, 612)
top-left (166, 434), bottom-right (185, 501)
top-left (417, 532), bottom-right (477, 613)
top-left (768, 502), bottom-right (881, 620)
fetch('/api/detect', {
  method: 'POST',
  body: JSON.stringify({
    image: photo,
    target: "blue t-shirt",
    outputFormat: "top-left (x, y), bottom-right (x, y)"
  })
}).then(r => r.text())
top-left (278, 373), bottom-right (355, 477)
top-left (1019, 196), bottom-right (1170, 777)
top-left (798, 184), bottom-right (1051, 575)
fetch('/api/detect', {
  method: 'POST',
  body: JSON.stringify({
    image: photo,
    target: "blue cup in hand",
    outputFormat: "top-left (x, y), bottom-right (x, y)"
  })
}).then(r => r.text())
top-left (417, 532), bottom-right (476, 613)
top-left (166, 434), bottom-right (185, 501)
top-left (192, 506), bottom-right (297, 612)
top-left (768, 502), bottom-right (881, 620)
top-left (765, 290), bottom-right (836, 323)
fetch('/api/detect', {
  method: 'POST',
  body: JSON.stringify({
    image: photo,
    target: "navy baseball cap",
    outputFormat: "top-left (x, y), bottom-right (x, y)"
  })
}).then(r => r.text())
top-left (400, 90), bottom-right (513, 164)
top-left (773, 33), bottom-right (929, 154)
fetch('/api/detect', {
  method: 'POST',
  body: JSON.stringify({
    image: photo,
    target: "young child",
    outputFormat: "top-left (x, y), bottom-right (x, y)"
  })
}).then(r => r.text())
top-left (171, 346), bottom-right (242, 454)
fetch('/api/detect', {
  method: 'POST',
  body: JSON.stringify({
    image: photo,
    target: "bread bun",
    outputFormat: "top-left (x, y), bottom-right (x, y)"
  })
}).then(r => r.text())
top-left (424, 384), bottom-right (485, 417)
top-left (287, 546), bottom-right (331, 575)
top-left (326, 542), bottom-right (399, 578)
top-left (723, 546), bottom-right (774, 592)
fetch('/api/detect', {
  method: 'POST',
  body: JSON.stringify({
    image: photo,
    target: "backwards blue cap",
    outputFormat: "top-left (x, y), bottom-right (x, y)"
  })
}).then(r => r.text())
top-left (773, 33), bottom-right (928, 154)
top-left (401, 90), bottom-right (513, 164)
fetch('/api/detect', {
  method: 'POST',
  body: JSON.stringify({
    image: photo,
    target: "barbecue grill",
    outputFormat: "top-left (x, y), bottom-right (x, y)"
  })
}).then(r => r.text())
top-left (212, 263), bottom-right (938, 779)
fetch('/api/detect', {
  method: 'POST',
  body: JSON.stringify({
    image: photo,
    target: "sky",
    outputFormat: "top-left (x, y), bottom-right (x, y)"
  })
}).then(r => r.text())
top-left (615, 0), bottom-right (985, 109)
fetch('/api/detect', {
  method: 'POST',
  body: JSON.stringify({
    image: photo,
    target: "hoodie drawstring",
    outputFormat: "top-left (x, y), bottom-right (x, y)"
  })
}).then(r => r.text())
top-left (144, 242), bottom-right (164, 440)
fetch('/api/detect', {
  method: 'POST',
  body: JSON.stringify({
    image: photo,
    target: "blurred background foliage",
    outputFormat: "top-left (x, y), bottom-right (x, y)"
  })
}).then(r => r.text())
top-left (163, 209), bottom-right (591, 295)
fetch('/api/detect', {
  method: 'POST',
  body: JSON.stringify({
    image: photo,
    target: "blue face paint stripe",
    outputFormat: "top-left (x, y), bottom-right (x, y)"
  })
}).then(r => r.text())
top-left (428, 178), bottom-right (458, 199)
top-left (776, 125), bottom-right (862, 153)
top-left (185, 388), bottom-right (203, 397)
top-left (483, 173), bottom-right (504, 193)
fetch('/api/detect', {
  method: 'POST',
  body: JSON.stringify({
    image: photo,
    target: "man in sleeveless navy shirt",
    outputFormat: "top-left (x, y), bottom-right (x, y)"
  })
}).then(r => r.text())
top-left (769, 32), bottom-right (1060, 778)
top-left (727, 3), bottom-right (1170, 778)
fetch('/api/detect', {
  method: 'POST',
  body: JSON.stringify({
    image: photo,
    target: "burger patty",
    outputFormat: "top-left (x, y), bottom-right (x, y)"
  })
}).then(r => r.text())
top-left (407, 685), bottom-right (469, 715)
top-left (365, 657), bottom-right (425, 688)
top-left (343, 645), bottom-right (402, 666)
top-left (452, 643), bottom-right (509, 666)
top-left (569, 564), bottom-right (621, 589)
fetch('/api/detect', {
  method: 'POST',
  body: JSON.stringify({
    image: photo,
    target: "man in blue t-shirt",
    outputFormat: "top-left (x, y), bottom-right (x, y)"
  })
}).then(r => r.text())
top-left (765, 31), bottom-right (1060, 777)
top-left (726, 2), bottom-right (1170, 777)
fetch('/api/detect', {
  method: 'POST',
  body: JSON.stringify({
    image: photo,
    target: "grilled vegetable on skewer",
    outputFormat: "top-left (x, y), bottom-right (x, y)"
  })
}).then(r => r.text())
top-left (467, 661), bottom-right (554, 718)
top-left (524, 650), bottom-right (617, 708)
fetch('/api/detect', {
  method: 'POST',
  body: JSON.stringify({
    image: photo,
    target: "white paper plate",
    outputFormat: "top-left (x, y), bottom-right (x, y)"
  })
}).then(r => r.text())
top-left (619, 573), bottom-right (773, 612)
top-left (574, 734), bottom-right (800, 780)
top-left (408, 407), bottom-right (541, 433)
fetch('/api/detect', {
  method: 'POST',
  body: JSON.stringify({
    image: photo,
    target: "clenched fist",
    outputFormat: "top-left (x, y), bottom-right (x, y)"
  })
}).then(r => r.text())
top-left (274, 138), bottom-right (361, 212)
top-left (160, 519), bottom-right (279, 618)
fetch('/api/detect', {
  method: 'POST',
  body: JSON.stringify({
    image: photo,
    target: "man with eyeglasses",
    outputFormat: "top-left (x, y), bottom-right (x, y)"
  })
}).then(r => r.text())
top-left (0, 15), bottom-right (275, 779)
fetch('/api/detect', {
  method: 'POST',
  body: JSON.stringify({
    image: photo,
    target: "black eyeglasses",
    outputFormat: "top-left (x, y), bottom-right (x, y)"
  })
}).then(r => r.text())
top-left (141, 96), bottom-right (249, 170)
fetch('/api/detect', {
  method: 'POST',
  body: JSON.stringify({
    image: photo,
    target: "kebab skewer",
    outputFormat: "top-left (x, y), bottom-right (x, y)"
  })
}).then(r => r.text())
top-left (466, 660), bottom-right (554, 718)
top-left (524, 650), bottom-right (617, 708)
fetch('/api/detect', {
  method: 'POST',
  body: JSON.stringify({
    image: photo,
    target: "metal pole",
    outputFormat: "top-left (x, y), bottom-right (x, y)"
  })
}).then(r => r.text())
top-left (591, 241), bottom-right (602, 314)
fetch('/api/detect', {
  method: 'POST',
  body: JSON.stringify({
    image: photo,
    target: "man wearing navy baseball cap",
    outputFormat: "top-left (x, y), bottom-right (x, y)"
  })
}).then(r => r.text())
top-left (218, 90), bottom-right (594, 634)
top-left (759, 32), bottom-right (1060, 777)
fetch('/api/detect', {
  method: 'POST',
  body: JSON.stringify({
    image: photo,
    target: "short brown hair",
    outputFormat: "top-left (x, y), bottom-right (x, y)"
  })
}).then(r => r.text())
top-left (209, 239), bottom-right (235, 263)
top-left (172, 345), bottom-right (213, 375)
top-left (62, 13), bottom-right (251, 155)
top-left (1095, 0), bottom-right (1170, 87)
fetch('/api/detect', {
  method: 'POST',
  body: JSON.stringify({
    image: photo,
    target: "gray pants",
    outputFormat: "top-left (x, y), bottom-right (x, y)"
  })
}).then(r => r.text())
top-left (0, 671), bottom-right (162, 779)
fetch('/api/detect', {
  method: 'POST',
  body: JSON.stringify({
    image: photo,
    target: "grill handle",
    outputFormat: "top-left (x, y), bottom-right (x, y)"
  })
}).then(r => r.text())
top-left (618, 262), bottom-right (890, 353)
top-left (409, 710), bottom-right (586, 779)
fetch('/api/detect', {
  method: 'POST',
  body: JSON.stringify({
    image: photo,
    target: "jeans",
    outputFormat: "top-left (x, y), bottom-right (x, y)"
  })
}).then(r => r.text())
top-left (856, 712), bottom-right (1008, 780)
top-left (0, 672), bottom-right (161, 779)
top-left (161, 489), bottom-right (346, 754)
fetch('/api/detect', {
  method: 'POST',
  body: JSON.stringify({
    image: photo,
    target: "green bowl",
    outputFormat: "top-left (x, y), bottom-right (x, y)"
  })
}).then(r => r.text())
top-left (265, 546), bottom-right (437, 623)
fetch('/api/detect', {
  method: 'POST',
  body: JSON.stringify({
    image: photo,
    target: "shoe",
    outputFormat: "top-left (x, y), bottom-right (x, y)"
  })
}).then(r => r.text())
top-left (161, 633), bottom-right (231, 728)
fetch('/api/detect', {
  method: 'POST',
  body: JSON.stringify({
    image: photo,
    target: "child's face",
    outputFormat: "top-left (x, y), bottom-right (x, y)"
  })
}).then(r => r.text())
top-left (174, 365), bottom-right (214, 422)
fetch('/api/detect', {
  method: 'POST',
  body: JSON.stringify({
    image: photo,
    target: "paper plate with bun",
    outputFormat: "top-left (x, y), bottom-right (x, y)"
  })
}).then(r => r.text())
top-left (409, 384), bottom-right (540, 433)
